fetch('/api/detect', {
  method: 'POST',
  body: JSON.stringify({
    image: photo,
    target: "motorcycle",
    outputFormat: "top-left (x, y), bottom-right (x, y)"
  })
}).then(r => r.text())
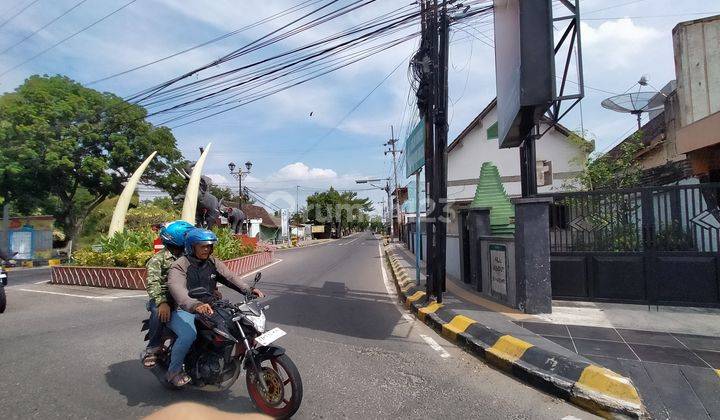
top-left (141, 272), bottom-right (303, 419)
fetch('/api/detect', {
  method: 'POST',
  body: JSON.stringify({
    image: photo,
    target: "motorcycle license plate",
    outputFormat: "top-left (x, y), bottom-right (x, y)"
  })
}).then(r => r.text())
top-left (255, 328), bottom-right (286, 346)
top-left (0, 273), bottom-right (6, 286)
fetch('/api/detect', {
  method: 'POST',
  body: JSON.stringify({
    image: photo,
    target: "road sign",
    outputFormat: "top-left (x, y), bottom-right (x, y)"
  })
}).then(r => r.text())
top-left (405, 120), bottom-right (425, 178)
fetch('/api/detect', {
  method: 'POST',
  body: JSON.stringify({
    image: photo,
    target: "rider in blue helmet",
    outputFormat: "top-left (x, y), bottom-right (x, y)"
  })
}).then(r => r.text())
top-left (166, 228), bottom-right (264, 387)
top-left (142, 220), bottom-right (194, 369)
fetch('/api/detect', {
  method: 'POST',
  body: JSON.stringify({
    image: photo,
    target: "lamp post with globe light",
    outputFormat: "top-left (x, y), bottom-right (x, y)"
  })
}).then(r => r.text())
top-left (228, 160), bottom-right (252, 205)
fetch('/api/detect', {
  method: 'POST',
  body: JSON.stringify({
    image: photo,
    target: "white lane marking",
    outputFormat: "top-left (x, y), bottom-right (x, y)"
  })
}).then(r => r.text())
top-left (561, 416), bottom-right (583, 420)
top-left (17, 288), bottom-right (146, 300)
top-left (419, 334), bottom-right (451, 359)
top-left (217, 259), bottom-right (284, 288)
top-left (377, 242), bottom-right (396, 297)
top-left (338, 236), bottom-right (361, 246)
top-left (34, 280), bottom-right (50, 284)
top-left (238, 258), bottom-right (283, 279)
top-left (402, 313), bottom-right (414, 321)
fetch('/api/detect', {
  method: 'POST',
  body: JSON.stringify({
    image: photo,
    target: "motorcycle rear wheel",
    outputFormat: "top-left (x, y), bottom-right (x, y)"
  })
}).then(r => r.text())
top-left (246, 354), bottom-right (303, 419)
top-left (0, 286), bottom-right (6, 313)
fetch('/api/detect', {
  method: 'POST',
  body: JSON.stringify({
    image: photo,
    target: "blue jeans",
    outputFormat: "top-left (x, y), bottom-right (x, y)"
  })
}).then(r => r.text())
top-left (146, 300), bottom-right (164, 350)
top-left (167, 309), bottom-right (197, 375)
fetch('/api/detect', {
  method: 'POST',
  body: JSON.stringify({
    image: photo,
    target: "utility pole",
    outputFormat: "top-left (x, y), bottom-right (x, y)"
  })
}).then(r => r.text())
top-left (433, 0), bottom-right (449, 299)
top-left (421, 0), bottom-right (437, 300)
top-left (296, 185), bottom-right (300, 240)
top-left (384, 126), bottom-right (402, 243)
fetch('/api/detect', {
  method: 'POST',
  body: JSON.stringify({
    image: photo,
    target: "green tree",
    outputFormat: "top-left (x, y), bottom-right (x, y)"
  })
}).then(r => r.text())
top-left (0, 75), bottom-right (184, 247)
top-left (573, 131), bottom-right (644, 191)
top-left (306, 187), bottom-right (373, 234)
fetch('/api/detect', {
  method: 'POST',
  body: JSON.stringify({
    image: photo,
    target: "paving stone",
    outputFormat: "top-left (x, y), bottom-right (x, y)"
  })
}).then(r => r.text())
top-left (693, 349), bottom-right (720, 369)
top-left (630, 344), bottom-right (707, 367)
top-left (617, 328), bottom-right (684, 348)
top-left (672, 333), bottom-right (720, 352)
top-left (520, 321), bottom-right (570, 337)
top-left (574, 338), bottom-right (638, 360)
top-left (542, 335), bottom-right (576, 353)
top-left (643, 362), bottom-right (710, 420)
top-left (567, 324), bottom-right (622, 341)
top-left (680, 365), bottom-right (720, 419)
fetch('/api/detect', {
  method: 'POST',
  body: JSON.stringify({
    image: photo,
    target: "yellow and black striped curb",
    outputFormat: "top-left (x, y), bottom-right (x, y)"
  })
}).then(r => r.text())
top-left (384, 249), bottom-right (646, 419)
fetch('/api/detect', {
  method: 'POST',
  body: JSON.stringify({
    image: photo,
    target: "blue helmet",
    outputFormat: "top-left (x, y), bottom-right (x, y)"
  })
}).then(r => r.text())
top-left (159, 220), bottom-right (194, 247)
top-left (184, 228), bottom-right (218, 256)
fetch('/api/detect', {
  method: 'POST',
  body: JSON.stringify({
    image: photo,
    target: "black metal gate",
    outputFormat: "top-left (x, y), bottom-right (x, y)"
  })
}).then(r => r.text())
top-left (546, 183), bottom-right (720, 306)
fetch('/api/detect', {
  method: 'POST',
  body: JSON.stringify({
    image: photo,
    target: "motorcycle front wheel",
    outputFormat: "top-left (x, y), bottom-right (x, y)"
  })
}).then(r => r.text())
top-left (0, 286), bottom-right (6, 313)
top-left (246, 354), bottom-right (303, 419)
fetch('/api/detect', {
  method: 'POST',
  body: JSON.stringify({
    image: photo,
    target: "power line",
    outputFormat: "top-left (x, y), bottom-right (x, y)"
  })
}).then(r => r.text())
top-left (582, 12), bottom-right (719, 21)
top-left (86, 0), bottom-right (323, 86)
top-left (0, 0), bottom-right (138, 78)
top-left (0, 0), bottom-right (89, 55)
top-left (0, 0), bottom-right (41, 31)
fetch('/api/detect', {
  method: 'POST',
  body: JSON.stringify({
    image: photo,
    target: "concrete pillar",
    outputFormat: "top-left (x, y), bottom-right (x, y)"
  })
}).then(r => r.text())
top-left (464, 207), bottom-right (491, 290)
top-left (513, 197), bottom-right (553, 314)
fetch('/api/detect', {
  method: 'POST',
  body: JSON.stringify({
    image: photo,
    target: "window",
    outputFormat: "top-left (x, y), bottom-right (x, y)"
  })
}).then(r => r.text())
top-left (536, 160), bottom-right (553, 187)
top-left (486, 121), bottom-right (498, 140)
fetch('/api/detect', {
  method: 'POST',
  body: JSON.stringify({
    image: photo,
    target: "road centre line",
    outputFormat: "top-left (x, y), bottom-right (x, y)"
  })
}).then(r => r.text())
top-left (419, 334), bottom-right (451, 358)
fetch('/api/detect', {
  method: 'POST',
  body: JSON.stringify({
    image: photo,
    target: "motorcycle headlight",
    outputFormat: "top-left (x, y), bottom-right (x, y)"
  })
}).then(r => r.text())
top-left (245, 312), bottom-right (266, 333)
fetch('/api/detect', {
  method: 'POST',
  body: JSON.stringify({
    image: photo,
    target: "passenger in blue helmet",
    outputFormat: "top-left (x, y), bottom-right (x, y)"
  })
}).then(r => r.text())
top-left (142, 220), bottom-right (194, 369)
top-left (166, 228), bottom-right (265, 387)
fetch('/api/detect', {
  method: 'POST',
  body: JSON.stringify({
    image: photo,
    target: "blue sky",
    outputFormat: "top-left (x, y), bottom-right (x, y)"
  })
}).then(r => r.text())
top-left (0, 0), bottom-right (717, 214)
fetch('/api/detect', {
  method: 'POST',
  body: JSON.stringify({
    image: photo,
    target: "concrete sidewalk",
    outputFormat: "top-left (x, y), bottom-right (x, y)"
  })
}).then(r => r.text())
top-left (386, 243), bottom-right (644, 418)
top-left (392, 242), bottom-right (720, 419)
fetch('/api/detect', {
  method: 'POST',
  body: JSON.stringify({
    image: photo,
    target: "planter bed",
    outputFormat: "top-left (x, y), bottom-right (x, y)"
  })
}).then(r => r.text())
top-left (51, 250), bottom-right (274, 290)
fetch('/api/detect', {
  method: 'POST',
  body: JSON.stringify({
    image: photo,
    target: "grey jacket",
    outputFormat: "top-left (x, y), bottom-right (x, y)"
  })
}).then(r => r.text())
top-left (167, 255), bottom-right (252, 312)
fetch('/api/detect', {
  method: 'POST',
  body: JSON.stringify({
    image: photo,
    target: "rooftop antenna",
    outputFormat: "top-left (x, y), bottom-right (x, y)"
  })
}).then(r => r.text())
top-left (601, 76), bottom-right (664, 130)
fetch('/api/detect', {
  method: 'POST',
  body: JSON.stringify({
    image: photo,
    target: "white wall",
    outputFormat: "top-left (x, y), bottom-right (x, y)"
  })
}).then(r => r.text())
top-left (447, 106), bottom-right (585, 201)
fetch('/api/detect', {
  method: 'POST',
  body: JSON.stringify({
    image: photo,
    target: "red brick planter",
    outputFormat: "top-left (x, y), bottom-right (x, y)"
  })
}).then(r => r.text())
top-left (51, 251), bottom-right (274, 290)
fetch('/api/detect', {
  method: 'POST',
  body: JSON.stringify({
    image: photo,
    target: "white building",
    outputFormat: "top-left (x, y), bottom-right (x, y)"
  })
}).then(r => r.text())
top-left (447, 98), bottom-right (586, 203)
top-left (442, 99), bottom-right (588, 279)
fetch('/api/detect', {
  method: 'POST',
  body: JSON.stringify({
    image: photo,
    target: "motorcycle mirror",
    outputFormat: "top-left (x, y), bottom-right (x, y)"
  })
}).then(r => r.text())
top-left (188, 287), bottom-right (211, 299)
top-left (254, 272), bottom-right (262, 283)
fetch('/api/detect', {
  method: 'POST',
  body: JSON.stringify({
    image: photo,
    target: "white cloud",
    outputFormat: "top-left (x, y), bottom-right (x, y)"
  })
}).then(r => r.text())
top-left (206, 173), bottom-right (230, 184)
top-left (270, 162), bottom-right (337, 181)
top-left (581, 19), bottom-right (663, 70)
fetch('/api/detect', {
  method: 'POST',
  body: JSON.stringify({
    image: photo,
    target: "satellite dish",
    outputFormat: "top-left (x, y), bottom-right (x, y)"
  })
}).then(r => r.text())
top-left (601, 76), bottom-right (664, 129)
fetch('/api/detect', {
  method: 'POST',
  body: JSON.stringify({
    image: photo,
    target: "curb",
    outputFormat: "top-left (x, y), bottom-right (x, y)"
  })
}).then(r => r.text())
top-left (385, 248), bottom-right (646, 419)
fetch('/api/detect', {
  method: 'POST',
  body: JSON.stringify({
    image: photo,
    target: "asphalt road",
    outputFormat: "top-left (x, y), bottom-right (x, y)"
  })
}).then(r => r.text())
top-left (0, 232), bottom-right (596, 419)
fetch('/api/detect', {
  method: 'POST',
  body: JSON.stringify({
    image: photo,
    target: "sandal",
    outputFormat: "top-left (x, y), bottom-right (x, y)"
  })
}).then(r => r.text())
top-left (142, 351), bottom-right (159, 368)
top-left (166, 371), bottom-right (192, 387)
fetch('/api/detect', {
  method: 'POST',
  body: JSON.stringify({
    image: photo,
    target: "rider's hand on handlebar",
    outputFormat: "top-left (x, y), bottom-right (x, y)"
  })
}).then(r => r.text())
top-left (251, 288), bottom-right (265, 299)
top-left (195, 303), bottom-right (214, 316)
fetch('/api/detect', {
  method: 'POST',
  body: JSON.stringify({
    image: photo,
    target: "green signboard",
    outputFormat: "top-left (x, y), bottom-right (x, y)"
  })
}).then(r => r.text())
top-left (405, 120), bottom-right (425, 178)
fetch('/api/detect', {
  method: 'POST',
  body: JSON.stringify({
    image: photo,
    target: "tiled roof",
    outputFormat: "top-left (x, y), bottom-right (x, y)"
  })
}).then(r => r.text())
top-left (241, 204), bottom-right (278, 228)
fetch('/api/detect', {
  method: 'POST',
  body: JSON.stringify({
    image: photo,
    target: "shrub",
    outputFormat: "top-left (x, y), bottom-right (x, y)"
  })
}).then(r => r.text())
top-left (72, 228), bottom-right (155, 268)
top-left (72, 226), bottom-right (259, 267)
top-left (212, 227), bottom-right (256, 260)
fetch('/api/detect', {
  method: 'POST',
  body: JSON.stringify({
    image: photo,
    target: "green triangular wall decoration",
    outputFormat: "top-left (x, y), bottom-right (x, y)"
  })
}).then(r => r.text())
top-left (470, 162), bottom-right (515, 235)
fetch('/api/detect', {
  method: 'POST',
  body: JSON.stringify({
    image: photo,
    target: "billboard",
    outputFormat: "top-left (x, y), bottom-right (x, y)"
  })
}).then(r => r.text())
top-left (405, 120), bottom-right (425, 178)
top-left (493, 0), bottom-right (555, 148)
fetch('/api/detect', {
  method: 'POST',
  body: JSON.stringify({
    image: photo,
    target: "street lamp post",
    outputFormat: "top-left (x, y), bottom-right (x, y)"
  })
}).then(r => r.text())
top-left (356, 177), bottom-right (393, 241)
top-left (228, 160), bottom-right (253, 205)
